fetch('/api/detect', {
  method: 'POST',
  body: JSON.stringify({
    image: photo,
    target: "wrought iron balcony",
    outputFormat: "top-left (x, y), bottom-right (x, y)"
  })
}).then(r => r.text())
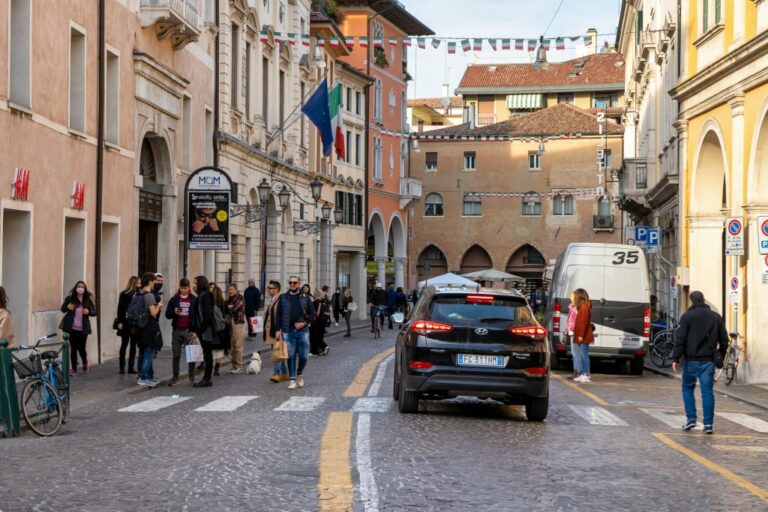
top-left (140, 0), bottom-right (201, 50)
top-left (399, 177), bottom-right (422, 209)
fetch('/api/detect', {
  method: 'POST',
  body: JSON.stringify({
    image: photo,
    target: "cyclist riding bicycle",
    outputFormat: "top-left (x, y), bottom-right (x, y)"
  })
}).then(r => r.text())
top-left (367, 281), bottom-right (387, 333)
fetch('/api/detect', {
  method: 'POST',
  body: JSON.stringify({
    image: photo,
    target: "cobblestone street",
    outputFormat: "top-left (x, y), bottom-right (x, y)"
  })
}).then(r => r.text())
top-left (2, 328), bottom-right (768, 511)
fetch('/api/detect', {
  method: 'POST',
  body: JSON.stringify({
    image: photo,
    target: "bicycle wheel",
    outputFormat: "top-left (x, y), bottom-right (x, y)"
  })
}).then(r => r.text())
top-left (725, 360), bottom-right (737, 385)
top-left (21, 379), bottom-right (63, 437)
top-left (651, 331), bottom-right (673, 367)
top-left (51, 365), bottom-right (69, 422)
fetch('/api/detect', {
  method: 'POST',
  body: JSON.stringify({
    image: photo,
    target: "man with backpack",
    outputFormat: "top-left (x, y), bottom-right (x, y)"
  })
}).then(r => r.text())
top-left (165, 278), bottom-right (196, 386)
top-left (275, 276), bottom-right (315, 390)
top-left (126, 272), bottom-right (163, 387)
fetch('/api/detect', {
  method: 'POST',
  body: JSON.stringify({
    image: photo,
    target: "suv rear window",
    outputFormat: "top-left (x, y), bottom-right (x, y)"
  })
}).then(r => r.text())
top-left (428, 295), bottom-right (534, 327)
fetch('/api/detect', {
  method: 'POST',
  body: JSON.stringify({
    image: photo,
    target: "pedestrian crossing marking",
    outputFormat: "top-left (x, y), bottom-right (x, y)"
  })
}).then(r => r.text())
top-left (351, 397), bottom-right (391, 413)
top-left (118, 396), bottom-right (191, 412)
top-left (274, 396), bottom-right (326, 412)
top-left (568, 405), bottom-right (628, 426)
top-left (640, 408), bottom-right (702, 429)
top-left (194, 396), bottom-right (258, 412)
top-left (717, 412), bottom-right (768, 433)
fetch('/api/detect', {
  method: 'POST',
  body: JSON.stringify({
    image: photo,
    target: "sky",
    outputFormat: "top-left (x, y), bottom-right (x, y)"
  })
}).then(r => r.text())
top-left (398, 0), bottom-right (623, 99)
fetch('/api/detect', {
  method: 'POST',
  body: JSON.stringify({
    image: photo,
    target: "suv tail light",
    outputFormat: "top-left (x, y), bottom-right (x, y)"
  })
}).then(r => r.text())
top-left (553, 300), bottom-right (561, 340)
top-left (465, 294), bottom-right (494, 304)
top-left (523, 367), bottom-right (548, 377)
top-left (511, 325), bottom-right (548, 341)
top-left (643, 307), bottom-right (651, 339)
top-left (411, 320), bottom-right (454, 336)
top-left (409, 361), bottom-right (433, 370)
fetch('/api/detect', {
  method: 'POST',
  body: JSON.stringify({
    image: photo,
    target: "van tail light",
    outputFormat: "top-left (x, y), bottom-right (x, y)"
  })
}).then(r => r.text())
top-left (643, 307), bottom-right (651, 339)
top-left (523, 367), bottom-right (548, 377)
top-left (555, 344), bottom-right (566, 351)
top-left (553, 300), bottom-right (561, 339)
top-left (511, 326), bottom-right (548, 341)
top-left (635, 349), bottom-right (647, 357)
top-left (411, 320), bottom-right (454, 336)
top-left (465, 294), bottom-right (495, 304)
top-left (409, 361), bottom-right (433, 370)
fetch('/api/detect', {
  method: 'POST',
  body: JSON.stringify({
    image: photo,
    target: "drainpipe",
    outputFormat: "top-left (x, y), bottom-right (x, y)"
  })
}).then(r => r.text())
top-left (94, 0), bottom-right (106, 364)
top-left (364, 17), bottom-right (371, 271)
top-left (214, 0), bottom-right (221, 167)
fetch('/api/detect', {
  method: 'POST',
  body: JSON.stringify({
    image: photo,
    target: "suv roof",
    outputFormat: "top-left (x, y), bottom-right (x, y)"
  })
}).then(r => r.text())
top-left (429, 285), bottom-right (527, 299)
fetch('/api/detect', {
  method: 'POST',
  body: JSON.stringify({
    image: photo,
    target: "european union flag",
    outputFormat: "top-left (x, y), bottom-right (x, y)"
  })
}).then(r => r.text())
top-left (301, 78), bottom-right (333, 157)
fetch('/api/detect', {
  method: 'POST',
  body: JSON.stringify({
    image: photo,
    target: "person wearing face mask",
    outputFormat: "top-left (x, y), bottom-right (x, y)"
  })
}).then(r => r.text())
top-left (60, 281), bottom-right (98, 376)
top-left (165, 278), bottom-right (197, 386)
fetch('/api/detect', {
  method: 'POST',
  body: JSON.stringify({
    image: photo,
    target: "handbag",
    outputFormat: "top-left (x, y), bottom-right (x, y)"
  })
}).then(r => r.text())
top-left (271, 339), bottom-right (289, 361)
top-left (185, 343), bottom-right (204, 363)
top-left (248, 316), bottom-right (264, 334)
top-left (347, 300), bottom-right (358, 312)
top-left (112, 317), bottom-right (120, 331)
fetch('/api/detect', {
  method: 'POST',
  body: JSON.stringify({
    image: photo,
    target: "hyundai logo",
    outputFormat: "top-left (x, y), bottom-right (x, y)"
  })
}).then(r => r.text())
top-left (474, 328), bottom-right (489, 336)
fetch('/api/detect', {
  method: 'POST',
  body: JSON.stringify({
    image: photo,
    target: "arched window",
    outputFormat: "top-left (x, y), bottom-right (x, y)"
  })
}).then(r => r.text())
top-left (374, 78), bottom-right (383, 120)
top-left (424, 193), bottom-right (443, 216)
top-left (463, 194), bottom-right (482, 216)
top-left (522, 192), bottom-right (541, 216)
top-left (553, 193), bottom-right (574, 215)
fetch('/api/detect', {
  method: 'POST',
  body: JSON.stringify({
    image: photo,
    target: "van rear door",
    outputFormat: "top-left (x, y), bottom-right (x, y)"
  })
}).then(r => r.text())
top-left (600, 247), bottom-right (648, 352)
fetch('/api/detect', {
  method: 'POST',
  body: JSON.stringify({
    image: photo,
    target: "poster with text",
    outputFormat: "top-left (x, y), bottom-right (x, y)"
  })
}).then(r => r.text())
top-left (187, 191), bottom-right (230, 250)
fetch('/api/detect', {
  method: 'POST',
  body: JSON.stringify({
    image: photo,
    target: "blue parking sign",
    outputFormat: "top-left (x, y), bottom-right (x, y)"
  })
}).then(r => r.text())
top-left (647, 228), bottom-right (661, 247)
top-left (634, 226), bottom-right (649, 243)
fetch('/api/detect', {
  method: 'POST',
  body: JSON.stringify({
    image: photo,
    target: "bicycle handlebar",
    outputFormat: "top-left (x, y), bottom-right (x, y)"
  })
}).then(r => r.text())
top-left (14, 333), bottom-right (59, 351)
top-left (728, 332), bottom-right (738, 339)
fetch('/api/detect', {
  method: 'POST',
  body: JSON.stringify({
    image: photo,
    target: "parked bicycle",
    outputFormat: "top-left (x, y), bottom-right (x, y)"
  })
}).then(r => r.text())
top-left (650, 318), bottom-right (677, 368)
top-left (11, 333), bottom-right (70, 436)
top-left (373, 305), bottom-right (388, 339)
top-left (714, 332), bottom-right (740, 385)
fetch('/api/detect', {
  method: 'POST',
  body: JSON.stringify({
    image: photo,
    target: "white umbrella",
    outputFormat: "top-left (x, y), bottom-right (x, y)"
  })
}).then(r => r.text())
top-left (418, 272), bottom-right (479, 289)
top-left (461, 269), bottom-right (525, 282)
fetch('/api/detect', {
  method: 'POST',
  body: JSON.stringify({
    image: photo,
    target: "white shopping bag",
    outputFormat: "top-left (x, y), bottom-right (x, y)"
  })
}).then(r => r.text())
top-left (249, 316), bottom-right (264, 334)
top-left (185, 343), bottom-right (204, 363)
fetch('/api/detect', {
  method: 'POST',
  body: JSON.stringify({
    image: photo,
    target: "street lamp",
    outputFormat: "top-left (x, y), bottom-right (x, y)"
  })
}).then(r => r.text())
top-left (321, 203), bottom-right (332, 221)
top-left (257, 178), bottom-right (272, 204)
top-left (310, 177), bottom-right (323, 202)
top-left (334, 206), bottom-right (344, 224)
top-left (278, 186), bottom-right (291, 210)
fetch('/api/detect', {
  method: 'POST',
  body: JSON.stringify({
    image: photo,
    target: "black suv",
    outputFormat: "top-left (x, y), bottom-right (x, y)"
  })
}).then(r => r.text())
top-left (393, 286), bottom-right (550, 421)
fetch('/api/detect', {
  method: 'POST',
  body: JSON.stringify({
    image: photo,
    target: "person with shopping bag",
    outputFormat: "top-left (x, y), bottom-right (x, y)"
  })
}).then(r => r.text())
top-left (165, 278), bottom-right (197, 386)
top-left (263, 280), bottom-right (288, 382)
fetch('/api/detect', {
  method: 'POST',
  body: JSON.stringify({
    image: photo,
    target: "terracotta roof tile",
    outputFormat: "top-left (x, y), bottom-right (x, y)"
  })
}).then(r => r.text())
top-left (457, 53), bottom-right (625, 90)
top-left (424, 104), bottom-right (624, 138)
top-left (407, 96), bottom-right (463, 109)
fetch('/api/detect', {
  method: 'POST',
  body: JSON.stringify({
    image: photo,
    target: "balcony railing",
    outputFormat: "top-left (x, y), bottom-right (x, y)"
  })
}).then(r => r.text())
top-left (399, 178), bottom-right (422, 209)
top-left (476, 114), bottom-right (496, 126)
top-left (593, 215), bottom-right (615, 229)
top-left (141, 0), bottom-right (201, 50)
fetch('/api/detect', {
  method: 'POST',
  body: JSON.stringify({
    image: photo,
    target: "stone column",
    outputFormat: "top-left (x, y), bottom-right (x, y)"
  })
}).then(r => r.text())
top-left (351, 252), bottom-right (368, 320)
top-left (394, 258), bottom-right (406, 289)
top-left (376, 257), bottom-right (386, 286)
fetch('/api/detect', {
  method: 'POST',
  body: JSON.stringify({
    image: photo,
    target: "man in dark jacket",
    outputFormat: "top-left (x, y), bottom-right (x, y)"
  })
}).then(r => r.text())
top-left (672, 291), bottom-right (729, 434)
top-left (165, 278), bottom-right (197, 386)
top-left (275, 276), bottom-right (315, 390)
top-left (367, 282), bottom-right (387, 332)
top-left (244, 279), bottom-right (261, 337)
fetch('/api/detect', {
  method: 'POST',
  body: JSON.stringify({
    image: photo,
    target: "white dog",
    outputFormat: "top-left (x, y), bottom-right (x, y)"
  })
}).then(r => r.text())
top-left (246, 352), bottom-right (262, 374)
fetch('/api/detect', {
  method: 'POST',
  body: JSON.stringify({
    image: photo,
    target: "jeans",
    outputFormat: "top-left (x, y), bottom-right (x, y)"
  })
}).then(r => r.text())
top-left (682, 360), bottom-right (715, 426)
top-left (569, 337), bottom-right (581, 373)
top-left (272, 360), bottom-right (288, 375)
top-left (572, 343), bottom-right (590, 375)
top-left (140, 346), bottom-right (156, 380)
top-left (171, 330), bottom-right (195, 380)
top-left (285, 328), bottom-right (309, 379)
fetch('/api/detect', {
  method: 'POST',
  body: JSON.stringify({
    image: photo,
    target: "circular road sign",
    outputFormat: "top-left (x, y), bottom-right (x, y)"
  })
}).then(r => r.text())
top-left (730, 277), bottom-right (740, 291)
top-left (762, 219), bottom-right (768, 237)
top-left (764, 255), bottom-right (768, 266)
top-left (727, 219), bottom-right (742, 236)
top-left (626, 238), bottom-right (635, 246)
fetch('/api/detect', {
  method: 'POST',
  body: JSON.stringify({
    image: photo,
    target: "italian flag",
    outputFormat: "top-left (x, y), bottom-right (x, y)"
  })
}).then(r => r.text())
top-left (329, 83), bottom-right (345, 160)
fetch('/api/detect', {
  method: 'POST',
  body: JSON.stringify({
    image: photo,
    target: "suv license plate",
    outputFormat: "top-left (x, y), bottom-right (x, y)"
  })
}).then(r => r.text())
top-left (457, 354), bottom-right (504, 367)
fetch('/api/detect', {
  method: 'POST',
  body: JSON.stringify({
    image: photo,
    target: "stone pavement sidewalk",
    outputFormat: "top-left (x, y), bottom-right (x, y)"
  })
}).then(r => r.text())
top-left (645, 359), bottom-right (768, 411)
top-left (67, 318), bottom-right (372, 412)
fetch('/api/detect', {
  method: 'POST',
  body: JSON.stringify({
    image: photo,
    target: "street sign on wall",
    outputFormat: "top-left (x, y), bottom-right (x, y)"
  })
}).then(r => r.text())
top-left (762, 255), bottom-right (768, 284)
top-left (725, 217), bottom-right (744, 256)
top-left (759, 216), bottom-right (768, 255)
top-left (729, 276), bottom-right (740, 304)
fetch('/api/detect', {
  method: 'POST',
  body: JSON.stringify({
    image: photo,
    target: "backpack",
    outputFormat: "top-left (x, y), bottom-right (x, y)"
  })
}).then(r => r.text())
top-left (212, 305), bottom-right (226, 333)
top-left (125, 291), bottom-right (149, 329)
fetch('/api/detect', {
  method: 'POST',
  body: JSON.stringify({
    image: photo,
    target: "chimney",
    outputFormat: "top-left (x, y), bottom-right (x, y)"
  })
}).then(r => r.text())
top-left (587, 28), bottom-right (598, 55)
top-left (534, 36), bottom-right (548, 70)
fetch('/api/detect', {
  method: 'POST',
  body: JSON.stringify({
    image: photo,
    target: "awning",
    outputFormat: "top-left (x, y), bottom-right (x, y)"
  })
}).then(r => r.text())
top-left (507, 93), bottom-right (545, 109)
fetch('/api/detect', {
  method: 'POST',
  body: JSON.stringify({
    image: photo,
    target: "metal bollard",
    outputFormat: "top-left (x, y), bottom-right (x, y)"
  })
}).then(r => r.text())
top-left (0, 339), bottom-right (20, 438)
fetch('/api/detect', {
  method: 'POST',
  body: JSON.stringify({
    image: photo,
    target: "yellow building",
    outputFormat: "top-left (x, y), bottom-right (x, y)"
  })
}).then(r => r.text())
top-left (672, 0), bottom-right (768, 383)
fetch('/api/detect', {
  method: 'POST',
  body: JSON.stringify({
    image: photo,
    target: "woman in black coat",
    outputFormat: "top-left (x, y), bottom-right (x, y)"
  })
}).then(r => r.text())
top-left (309, 289), bottom-right (329, 356)
top-left (191, 275), bottom-right (215, 387)
top-left (60, 281), bottom-right (98, 376)
top-left (115, 275), bottom-right (140, 374)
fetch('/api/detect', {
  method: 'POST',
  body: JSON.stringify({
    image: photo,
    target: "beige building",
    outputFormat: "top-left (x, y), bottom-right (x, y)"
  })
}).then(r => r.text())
top-left (409, 104), bottom-right (623, 292)
top-left (1, 0), bottom-right (215, 361)
top-left (455, 34), bottom-right (625, 126)
top-left (407, 96), bottom-right (464, 132)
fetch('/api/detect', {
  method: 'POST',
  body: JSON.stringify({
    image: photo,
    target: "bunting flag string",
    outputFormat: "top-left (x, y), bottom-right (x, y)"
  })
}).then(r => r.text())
top-left (466, 188), bottom-right (603, 200)
top-left (256, 32), bottom-right (598, 52)
top-left (369, 124), bottom-right (587, 143)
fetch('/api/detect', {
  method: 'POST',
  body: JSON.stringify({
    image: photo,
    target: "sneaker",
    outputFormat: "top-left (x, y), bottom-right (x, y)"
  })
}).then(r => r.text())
top-left (574, 374), bottom-right (587, 383)
top-left (137, 378), bottom-right (150, 386)
top-left (322, 347), bottom-right (330, 356)
top-left (69, 369), bottom-right (78, 377)
top-left (148, 378), bottom-right (159, 387)
top-left (704, 425), bottom-right (714, 434)
top-left (582, 375), bottom-right (592, 383)
top-left (335, 322), bottom-right (339, 327)
top-left (681, 420), bottom-right (697, 431)
top-left (287, 380), bottom-right (298, 390)
top-left (297, 375), bottom-right (305, 388)
top-left (168, 378), bottom-right (180, 387)
top-left (230, 367), bottom-right (243, 374)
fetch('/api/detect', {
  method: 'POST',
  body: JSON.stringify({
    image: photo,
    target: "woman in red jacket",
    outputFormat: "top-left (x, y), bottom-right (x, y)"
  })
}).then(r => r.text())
top-left (571, 288), bottom-right (594, 383)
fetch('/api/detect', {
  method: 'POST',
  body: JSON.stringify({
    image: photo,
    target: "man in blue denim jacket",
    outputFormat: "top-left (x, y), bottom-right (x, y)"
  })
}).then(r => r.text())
top-left (275, 276), bottom-right (315, 390)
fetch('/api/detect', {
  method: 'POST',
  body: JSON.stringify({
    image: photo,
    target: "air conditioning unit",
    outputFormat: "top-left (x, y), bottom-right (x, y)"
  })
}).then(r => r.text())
top-left (593, 215), bottom-right (614, 229)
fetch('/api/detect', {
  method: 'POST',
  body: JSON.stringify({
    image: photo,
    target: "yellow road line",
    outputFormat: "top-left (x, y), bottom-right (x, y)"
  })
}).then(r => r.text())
top-left (343, 347), bottom-right (395, 397)
top-left (653, 433), bottom-right (768, 503)
top-left (317, 412), bottom-right (354, 511)
top-left (551, 373), bottom-right (608, 406)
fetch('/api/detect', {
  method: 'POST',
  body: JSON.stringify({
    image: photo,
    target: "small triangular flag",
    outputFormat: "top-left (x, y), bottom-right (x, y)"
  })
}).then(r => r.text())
top-left (473, 39), bottom-right (483, 51)
top-left (431, 38), bottom-right (441, 49)
top-left (417, 37), bottom-right (426, 49)
top-left (514, 39), bottom-right (524, 50)
top-left (488, 39), bottom-right (497, 51)
top-left (448, 41), bottom-right (457, 54)
top-left (556, 37), bottom-right (565, 50)
top-left (461, 39), bottom-right (471, 52)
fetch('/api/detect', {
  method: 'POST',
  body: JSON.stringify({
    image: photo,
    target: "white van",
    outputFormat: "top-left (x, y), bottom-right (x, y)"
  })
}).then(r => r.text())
top-left (545, 243), bottom-right (651, 375)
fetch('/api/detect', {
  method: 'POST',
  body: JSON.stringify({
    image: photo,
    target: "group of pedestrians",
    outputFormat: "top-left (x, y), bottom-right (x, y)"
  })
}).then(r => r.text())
top-left (366, 282), bottom-right (408, 331)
